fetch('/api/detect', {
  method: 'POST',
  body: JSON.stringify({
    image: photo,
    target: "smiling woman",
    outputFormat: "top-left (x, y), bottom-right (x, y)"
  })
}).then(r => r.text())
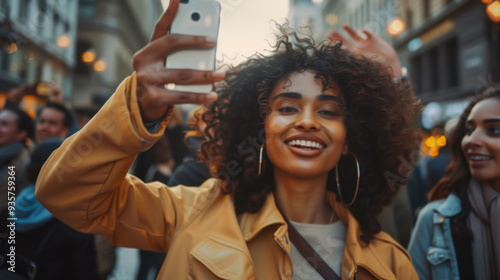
top-left (35, 1), bottom-right (421, 279)
top-left (409, 87), bottom-right (500, 280)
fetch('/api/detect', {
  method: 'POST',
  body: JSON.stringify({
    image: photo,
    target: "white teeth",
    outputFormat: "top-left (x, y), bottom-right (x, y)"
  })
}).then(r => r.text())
top-left (286, 140), bottom-right (324, 149)
top-left (470, 155), bottom-right (491, 161)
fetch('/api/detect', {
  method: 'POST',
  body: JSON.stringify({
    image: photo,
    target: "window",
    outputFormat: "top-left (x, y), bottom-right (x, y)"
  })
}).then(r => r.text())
top-left (19, 0), bottom-right (29, 21)
top-left (406, 9), bottom-right (413, 29)
top-left (75, 41), bottom-right (93, 75)
top-left (78, 0), bottom-right (96, 19)
top-left (410, 38), bottom-right (458, 96)
top-left (423, 0), bottom-right (430, 19)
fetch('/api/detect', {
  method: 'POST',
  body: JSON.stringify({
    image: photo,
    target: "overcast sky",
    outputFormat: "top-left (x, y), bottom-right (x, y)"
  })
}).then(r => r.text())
top-left (161, 0), bottom-right (290, 66)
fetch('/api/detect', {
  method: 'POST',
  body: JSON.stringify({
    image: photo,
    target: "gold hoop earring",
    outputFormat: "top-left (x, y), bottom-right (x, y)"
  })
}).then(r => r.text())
top-left (335, 152), bottom-right (360, 206)
top-left (258, 144), bottom-right (264, 176)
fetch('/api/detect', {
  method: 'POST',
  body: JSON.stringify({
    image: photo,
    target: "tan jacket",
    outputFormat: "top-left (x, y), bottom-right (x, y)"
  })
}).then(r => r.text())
top-left (36, 73), bottom-right (418, 280)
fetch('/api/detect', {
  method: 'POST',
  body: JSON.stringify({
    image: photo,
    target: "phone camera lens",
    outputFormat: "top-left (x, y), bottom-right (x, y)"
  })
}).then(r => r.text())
top-left (191, 12), bottom-right (200, 21)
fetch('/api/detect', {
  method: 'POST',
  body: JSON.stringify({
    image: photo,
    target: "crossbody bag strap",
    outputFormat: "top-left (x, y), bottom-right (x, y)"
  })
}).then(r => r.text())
top-left (276, 204), bottom-right (341, 280)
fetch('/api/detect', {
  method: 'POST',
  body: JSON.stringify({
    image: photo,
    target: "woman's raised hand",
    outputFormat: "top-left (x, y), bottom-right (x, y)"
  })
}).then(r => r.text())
top-left (327, 24), bottom-right (402, 78)
top-left (132, 0), bottom-right (225, 122)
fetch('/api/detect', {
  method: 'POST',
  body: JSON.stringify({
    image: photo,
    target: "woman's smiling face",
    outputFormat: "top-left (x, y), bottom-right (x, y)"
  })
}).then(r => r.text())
top-left (264, 70), bottom-right (348, 179)
top-left (461, 97), bottom-right (500, 189)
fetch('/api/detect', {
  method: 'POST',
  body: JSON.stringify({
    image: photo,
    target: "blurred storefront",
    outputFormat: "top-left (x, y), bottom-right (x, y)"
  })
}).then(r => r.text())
top-left (290, 0), bottom-right (499, 157)
top-left (394, 0), bottom-right (499, 130)
top-left (73, 0), bottom-right (161, 107)
top-left (0, 0), bottom-right (78, 116)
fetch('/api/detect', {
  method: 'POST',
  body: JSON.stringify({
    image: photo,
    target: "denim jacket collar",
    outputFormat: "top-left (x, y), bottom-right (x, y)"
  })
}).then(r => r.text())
top-left (435, 192), bottom-right (462, 218)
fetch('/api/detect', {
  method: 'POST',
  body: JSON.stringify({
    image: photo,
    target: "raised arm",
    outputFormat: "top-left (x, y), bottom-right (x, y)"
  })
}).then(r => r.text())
top-left (327, 24), bottom-right (402, 78)
top-left (133, 0), bottom-right (224, 122)
top-left (35, 0), bottom-right (224, 252)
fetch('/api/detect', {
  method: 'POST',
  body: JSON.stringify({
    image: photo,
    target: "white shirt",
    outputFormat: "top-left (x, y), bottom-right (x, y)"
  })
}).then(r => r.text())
top-left (290, 220), bottom-right (346, 280)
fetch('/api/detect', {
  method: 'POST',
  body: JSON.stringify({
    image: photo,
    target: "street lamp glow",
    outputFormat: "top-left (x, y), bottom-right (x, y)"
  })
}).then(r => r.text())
top-left (57, 34), bottom-right (71, 48)
top-left (387, 18), bottom-right (405, 36)
top-left (7, 43), bottom-right (18, 54)
top-left (486, 1), bottom-right (500, 23)
top-left (93, 60), bottom-right (107, 72)
top-left (326, 13), bottom-right (338, 26)
top-left (82, 50), bottom-right (96, 63)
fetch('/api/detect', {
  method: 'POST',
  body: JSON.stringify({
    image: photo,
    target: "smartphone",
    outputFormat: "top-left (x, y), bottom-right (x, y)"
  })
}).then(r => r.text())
top-left (162, 0), bottom-right (221, 94)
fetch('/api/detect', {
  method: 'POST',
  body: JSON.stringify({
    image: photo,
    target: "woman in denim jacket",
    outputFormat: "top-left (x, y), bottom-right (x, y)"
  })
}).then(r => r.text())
top-left (408, 87), bottom-right (500, 280)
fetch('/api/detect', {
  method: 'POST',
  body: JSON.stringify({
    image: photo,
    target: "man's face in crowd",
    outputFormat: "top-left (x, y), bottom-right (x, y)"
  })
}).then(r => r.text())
top-left (35, 107), bottom-right (68, 142)
top-left (0, 110), bottom-right (25, 147)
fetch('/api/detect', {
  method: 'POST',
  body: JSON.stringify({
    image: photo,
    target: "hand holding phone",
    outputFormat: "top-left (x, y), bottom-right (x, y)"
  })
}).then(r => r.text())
top-left (164, 0), bottom-right (221, 94)
top-left (133, 0), bottom-right (225, 123)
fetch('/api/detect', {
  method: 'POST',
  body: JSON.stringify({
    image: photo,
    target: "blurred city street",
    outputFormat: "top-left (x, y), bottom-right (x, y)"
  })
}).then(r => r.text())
top-left (0, 0), bottom-right (499, 279)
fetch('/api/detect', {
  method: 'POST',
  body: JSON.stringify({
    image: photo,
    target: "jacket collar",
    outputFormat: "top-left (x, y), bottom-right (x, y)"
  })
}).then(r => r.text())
top-left (435, 192), bottom-right (462, 218)
top-left (239, 192), bottom-right (285, 242)
top-left (239, 191), bottom-right (403, 280)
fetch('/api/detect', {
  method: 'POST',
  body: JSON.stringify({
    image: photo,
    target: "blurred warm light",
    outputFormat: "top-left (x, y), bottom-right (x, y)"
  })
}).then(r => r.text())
top-left (486, 1), bottom-right (500, 23)
top-left (27, 52), bottom-right (35, 61)
top-left (436, 135), bottom-right (447, 147)
top-left (82, 50), bottom-right (96, 63)
top-left (57, 34), bottom-right (71, 48)
top-left (7, 43), bottom-right (18, 54)
top-left (425, 136), bottom-right (436, 147)
top-left (36, 82), bottom-right (51, 97)
top-left (387, 18), bottom-right (405, 36)
top-left (423, 134), bottom-right (447, 158)
top-left (482, 0), bottom-right (492, 4)
top-left (23, 95), bottom-right (38, 119)
top-left (326, 13), bottom-right (338, 26)
top-left (429, 147), bottom-right (439, 158)
top-left (93, 60), bottom-right (107, 72)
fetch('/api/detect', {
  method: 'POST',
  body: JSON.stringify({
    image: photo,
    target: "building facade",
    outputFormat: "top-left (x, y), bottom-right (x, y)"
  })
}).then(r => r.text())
top-left (394, 0), bottom-right (498, 130)
top-left (73, 0), bottom-right (162, 106)
top-left (288, 0), bottom-right (400, 43)
top-left (288, 0), bottom-right (499, 131)
top-left (0, 0), bottom-right (78, 105)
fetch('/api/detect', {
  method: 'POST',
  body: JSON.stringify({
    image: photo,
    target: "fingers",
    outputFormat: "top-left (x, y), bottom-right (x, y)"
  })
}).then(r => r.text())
top-left (362, 29), bottom-right (373, 39)
top-left (145, 86), bottom-right (219, 105)
top-left (137, 67), bottom-right (225, 88)
top-left (161, 90), bottom-right (218, 105)
top-left (327, 31), bottom-right (354, 50)
top-left (327, 31), bottom-right (345, 42)
top-left (342, 24), bottom-right (363, 41)
top-left (134, 34), bottom-right (216, 69)
top-left (150, 0), bottom-right (180, 41)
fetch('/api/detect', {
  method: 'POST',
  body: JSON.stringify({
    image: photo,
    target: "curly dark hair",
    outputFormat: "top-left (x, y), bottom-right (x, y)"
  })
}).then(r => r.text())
top-left (428, 86), bottom-right (500, 242)
top-left (200, 26), bottom-right (421, 242)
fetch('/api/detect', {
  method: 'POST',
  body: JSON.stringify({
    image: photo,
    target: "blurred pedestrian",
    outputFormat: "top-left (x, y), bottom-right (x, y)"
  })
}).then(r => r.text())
top-left (0, 107), bottom-right (34, 210)
top-left (168, 106), bottom-right (211, 187)
top-left (34, 102), bottom-right (73, 143)
top-left (36, 1), bottom-right (421, 279)
top-left (73, 106), bottom-right (98, 130)
top-left (11, 139), bottom-right (99, 280)
top-left (408, 86), bottom-right (500, 280)
top-left (407, 117), bottom-right (459, 221)
top-left (135, 133), bottom-right (175, 280)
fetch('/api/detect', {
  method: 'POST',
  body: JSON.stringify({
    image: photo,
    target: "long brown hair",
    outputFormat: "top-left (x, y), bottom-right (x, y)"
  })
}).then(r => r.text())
top-left (429, 86), bottom-right (500, 201)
